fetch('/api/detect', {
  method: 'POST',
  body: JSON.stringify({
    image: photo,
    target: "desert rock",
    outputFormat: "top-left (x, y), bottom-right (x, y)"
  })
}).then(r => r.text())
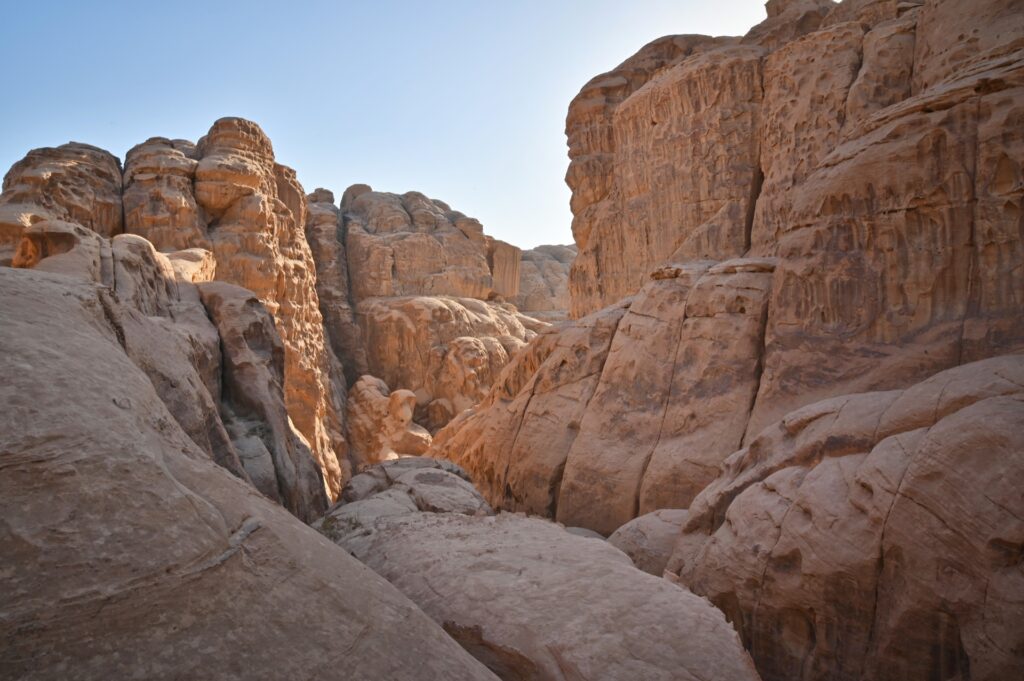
top-left (667, 355), bottom-right (1024, 681)
top-left (325, 502), bottom-right (760, 681)
top-left (346, 375), bottom-right (433, 467)
top-left (608, 509), bottom-right (689, 576)
top-left (0, 266), bottom-right (498, 681)
top-left (514, 244), bottom-right (576, 321)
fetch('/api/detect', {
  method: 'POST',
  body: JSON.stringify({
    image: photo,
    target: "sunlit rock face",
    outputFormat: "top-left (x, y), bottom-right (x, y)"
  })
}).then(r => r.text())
top-left (564, 0), bottom-right (1024, 435)
top-left (305, 184), bottom-right (541, 433)
top-left (514, 244), bottom-right (576, 321)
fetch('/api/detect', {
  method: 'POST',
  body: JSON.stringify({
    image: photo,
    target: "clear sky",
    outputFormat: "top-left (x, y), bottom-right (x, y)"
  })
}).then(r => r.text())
top-left (0, 0), bottom-right (768, 249)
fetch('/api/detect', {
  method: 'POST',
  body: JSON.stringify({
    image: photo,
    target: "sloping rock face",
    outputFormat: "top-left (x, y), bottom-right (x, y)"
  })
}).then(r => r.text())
top-left (319, 460), bottom-right (761, 681)
top-left (2, 119), bottom-right (350, 499)
top-left (565, 0), bottom-right (1024, 436)
top-left (666, 355), bottom-right (1024, 681)
top-left (8, 220), bottom-right (329, 521)
top-left (0, 266), bottom-right (498, 681)
top-left (514, 244), bottom-right (576, 321)
top-left (431, 257), bottom-right (775, 534)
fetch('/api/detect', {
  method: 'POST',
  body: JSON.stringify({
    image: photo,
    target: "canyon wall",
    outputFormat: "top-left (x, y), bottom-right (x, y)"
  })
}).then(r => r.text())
top-left (514, 244), bottom-right (576, 321)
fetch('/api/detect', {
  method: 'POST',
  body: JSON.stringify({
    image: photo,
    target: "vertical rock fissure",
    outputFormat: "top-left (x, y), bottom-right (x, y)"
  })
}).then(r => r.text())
top-left (744, 162), bottom-right (765, 256)
top-left (634, 296), bottom-right (690, 520)
top-left (958, 95), bottom-right (983, 367)
top-left (549, 308), bottom-right (629, 519)
top-left (740, 291), bottom-right (772, 446)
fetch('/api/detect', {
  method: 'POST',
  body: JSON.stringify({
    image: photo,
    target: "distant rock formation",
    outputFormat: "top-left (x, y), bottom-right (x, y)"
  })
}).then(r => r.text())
top-left (514, 244), bottom-right (576, 321)
top-left (308, 185), bottom-right (542, 432)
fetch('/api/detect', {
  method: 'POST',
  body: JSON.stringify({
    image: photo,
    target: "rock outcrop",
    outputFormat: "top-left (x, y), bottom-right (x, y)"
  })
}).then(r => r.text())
top-left (431, 257), bottom-right (775, 534)
top-left (307, 185), bottom-right (541, 431)
top-left (346, 375), bottom-right (433, 467)
top-left (564, 0), bottom-right (1024, 437)
top-left (667, 355), bottom-right (1024, 681)
top-left (320, 460), bottom-right (761, 681)
top-left (514, 244), bottom-right (576, 321)
top-left (1, 119), bottom-right (351, 500)
top-left (0, 266), bottom-right (498, 681)
top-left (8, 218), bottom-right (330, 521)
top-left (608, 508), bottom-right (689, 576)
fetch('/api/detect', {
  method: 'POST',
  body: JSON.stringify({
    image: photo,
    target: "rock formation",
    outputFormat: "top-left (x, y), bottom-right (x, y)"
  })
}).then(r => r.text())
top-left (608, 508), bottom-right (689, 576)
top-left (319, 459), bottom-right (761, 681)
top-left (0, 266), bottom-right (498, 681)
top-left (514, 244), bottom-right (576, 321)
top-left (346, 375), bottom-right (433, 467)
top-left (667, 355), bottom-right (1024, 681)
top-left (308, 185), bottom-right (542, 431)
top-left (431, 257), bottom-right (775, 534)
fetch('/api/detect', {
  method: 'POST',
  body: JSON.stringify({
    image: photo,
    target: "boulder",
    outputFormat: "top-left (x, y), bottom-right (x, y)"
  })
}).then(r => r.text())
top-left (608, 509), bottom-right (689, 576)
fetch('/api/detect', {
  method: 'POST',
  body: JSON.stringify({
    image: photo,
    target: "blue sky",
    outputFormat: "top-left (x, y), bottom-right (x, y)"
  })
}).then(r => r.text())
top-left (0, 1), bottom-right (767, 248)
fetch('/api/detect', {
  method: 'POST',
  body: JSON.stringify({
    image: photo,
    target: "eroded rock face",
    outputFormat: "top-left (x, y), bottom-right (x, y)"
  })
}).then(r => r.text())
top-left (0, 142), bottom-right (123, 264)
top-left (431, 258), bottom-right (775, 534)
top-left (319, 460), bottom-right (760, 681)
top-left (9, 220), bottom-right (329, 521)
top-left (357, 295), bottom-right (539, 431)
top-left (514, 244), bottom-right (576, 321)
top-left (192, 118), bottom-right (348, 497)
top-left (344, 187), bottom-right (520, 302)
top-left (346, 375), bottom-right (433, 467)
top-left (666, 355), bottom-right (1024, 681)
top-left (199, 281), bottom-right (328, 521)
top-left (0, 267), bottom-right (498, 681)
top-left (565, 0), bottom-right (1024, 438)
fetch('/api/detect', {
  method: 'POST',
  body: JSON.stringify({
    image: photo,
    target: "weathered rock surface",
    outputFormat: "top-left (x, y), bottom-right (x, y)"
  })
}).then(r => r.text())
top-left (608, 508), bottom-right (689, 576)
top-left (8, 219), bottom-right (329, 521)
top-left (305, 188), bottom-right (367, 384)
top-left (514, 244), bottom-right (576, 321)
top-left (666, 354), bottom-right (1024, 681)
top-left (358, 295), bottom-right (539, 431)
top-left (564, 0), bottom-right (1024, 441)
top-left (432, 257), bottom-right (775, 534)
top-left (192, 118), bottom-right (348, 497)
top-left (0, 266), bottom-right (498, 681)
top-left (344, 186), bottom-right (520, 302)
top-left (0, 142), bottom-right (123, 265)
top-left (320, 461), bottom-right (760, 681)
top-left (346, 375), bottom-right (433, 467)
top-left (198, 281), bottom-right (329, 521)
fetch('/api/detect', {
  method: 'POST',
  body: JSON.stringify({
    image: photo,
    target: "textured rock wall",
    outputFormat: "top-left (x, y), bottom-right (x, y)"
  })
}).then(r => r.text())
top-left (566, 0), bottom-right (1024, 433)
top-left (514, 244), bottom-right (576, 321)
top-left (431, 257), bottom-right (775, 534)
top-left (667, 355), bottom-right (1024, 681)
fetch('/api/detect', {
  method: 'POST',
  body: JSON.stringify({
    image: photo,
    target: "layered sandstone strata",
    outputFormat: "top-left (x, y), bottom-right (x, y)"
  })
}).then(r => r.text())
top-left (667, 355), bottom-right (1024, 681)
top-left (0, 266), bottom-right (498, 680)
top-left (514, 244), bottom-right (576, 321)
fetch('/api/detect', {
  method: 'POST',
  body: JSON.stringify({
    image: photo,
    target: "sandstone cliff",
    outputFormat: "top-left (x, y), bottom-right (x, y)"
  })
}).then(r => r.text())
top-left (307, 185), bottom-right (542, 434)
